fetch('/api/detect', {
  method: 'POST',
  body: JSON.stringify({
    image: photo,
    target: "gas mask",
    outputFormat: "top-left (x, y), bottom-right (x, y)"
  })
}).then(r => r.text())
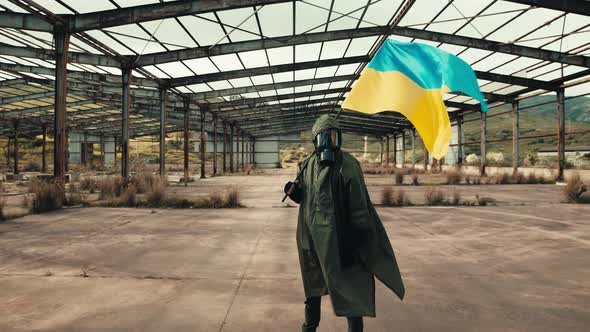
top-left (313, 128), bottom-right (342, 166)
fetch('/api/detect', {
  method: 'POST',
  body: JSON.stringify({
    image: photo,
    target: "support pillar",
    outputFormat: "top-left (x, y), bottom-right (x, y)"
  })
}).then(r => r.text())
top-left (159, 87), bottom-right (167, 177)
top-left (385, 136), bottom-right (390, 166)
top-left (236, 128), bottom-right (240, 172)
top-left (557, 89), bottom-right (565, 181)
top-left (213, 115), bottom-right (217, 176)
top-left (41, 124), bottom-right (47, 173)
top-left (5, 138), bottom-right (10, 172)
top-left (424, 142), bottom-right (429, 170)
top-left (401, 131), bottom-right (406, 167)
top-left (65, 128), bottom-right (69, 173)
top-left (411, 129), bottom-right (416, 168)
top-left (13, 121), bottom-right (18, 174)
top-left (53, 29), bottom-right (69, 186)
top-left (512, 100), bottom-right (519, 174)
top-left (457, 117), bottom-right (463, 167)
top-left (252, 137), bottom-right (256, 167)
top-left (222, 122), bottom-right (227, 173)
top-left (200, 107), bottom-right (206, 179)
top-left (229, 123), bottom-right (234, 172)
top-left (121, 67), bottom-right (131, 180)
top-left (480, 111), bottom-right (487, 176)
top-left (241, 132), bottom-right (245, 169)
top-left (379, 137), bottom-right (384, 164)
top-left (393, 135), bottom-right (398, 167)
top-left (183, 99), bottom-right (190, 186)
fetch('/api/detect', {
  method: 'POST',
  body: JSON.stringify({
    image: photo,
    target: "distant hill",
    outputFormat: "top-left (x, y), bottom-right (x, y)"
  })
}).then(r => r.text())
top-left (519, 95), bottom-right (590, 124)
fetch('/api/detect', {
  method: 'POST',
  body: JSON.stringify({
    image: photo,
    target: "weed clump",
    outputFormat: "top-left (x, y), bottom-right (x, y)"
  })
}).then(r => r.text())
top-left (564, 173), bottom-right (588, 203)
top-left (394, 189), bottom-right (411, 206)
top-left (30, 179), bottom-right (63, 213)
top-left (0, 196), bottom-right (6, 221)
top-left (381, 186), bottom-right (394, 206)
top-left (97, 176), bottom-right (125, 199)
top-left (411, 173), bottom-right (420, 186)
top-left (80, 177), bottom-right (98, 193)
top-left (424, 187), bottom-right (446, 206)
top-left (445, 169), bottom-right (462, 185)
top-left (394, 171), bottom-right (404, 185)
top-left (224, 186), bottom-right (241, 208)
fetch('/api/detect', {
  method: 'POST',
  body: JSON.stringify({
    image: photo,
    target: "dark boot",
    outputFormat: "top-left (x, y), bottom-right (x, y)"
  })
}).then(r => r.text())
top-left (347, 317), bottom-right (363, 332)
top-left (301, 297), bottom-right (321, 332)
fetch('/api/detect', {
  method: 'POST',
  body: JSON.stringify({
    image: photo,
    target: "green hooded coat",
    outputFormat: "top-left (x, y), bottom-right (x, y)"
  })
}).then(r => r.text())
top-left (296, 115), bottom-right (405, 317)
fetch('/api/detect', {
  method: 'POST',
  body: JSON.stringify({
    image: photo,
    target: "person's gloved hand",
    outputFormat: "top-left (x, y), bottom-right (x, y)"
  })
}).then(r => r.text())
top-left (284, 181), bottom-right (303, 204)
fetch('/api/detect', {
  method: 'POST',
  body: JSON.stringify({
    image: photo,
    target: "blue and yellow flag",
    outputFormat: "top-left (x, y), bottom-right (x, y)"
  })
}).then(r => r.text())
top-left (342, 40), bottom-right (488, 159)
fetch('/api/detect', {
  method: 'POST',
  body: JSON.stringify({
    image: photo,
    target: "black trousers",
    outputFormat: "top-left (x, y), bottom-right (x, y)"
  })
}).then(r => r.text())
top-left (302, 297), bottom-right (363, 332)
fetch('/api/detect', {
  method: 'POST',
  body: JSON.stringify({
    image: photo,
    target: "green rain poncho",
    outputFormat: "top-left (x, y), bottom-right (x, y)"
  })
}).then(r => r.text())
top-left (296, 114), bottom-right (405, 317)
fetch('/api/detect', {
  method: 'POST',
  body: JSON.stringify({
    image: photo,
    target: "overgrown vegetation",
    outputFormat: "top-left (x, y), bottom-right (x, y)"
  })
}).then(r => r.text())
top-left (29, 179), bottom-right (63, 213)
top-left (0, 195), bottom-right (6, 221)
top-left (424, 187), bottom-right (446, 206)
top-left (563, 173), bottom-right (589, 203)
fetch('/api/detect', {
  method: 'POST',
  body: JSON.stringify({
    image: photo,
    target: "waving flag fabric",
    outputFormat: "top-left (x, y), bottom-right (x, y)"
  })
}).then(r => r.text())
top-left (342, 40), bottom-right (488, 159)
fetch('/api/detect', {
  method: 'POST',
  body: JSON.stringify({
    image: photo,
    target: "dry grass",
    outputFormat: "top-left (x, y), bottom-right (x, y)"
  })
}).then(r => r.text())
top-left (445, 169), bottom-right (462, 185)
top-left (224, 186), bottom-right (241, 208)
top-left (146, 177), bottom-right (167, 206)
top-left (30, 179), bottom-right (63, 213)
top-left (119, 184), bottom-right (138, 206)
top-left (394, 172), bottom-right (404, 185)
top-left (564, 173), bottom-right (588, 203)
top-left (97, 176), bottom-right (125, 199)
top-left (451, 190), bottom-right (461, 205)
top-left (130, 172), bottom-right (160, 193)
top-left (381, 186), bottom-right (394, 206)
top-left (424, 187), bottom-right (446, 206)
top-left (64, 184), bottom-right (86, 206)
top-left (394, 189), bottom-right (411, 206)
top-left (411, 173), bottom-right (420, 186)
top-left (476, 194), bottom-right (497, 206)
top-left (80, 177), bottom-right (98, 193)
top-left (0, 195), bottom-right (6, 221)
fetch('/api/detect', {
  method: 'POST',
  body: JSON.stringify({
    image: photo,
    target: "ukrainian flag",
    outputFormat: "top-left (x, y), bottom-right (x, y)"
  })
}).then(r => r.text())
top-left (342, 40), bottom-right (488, 160)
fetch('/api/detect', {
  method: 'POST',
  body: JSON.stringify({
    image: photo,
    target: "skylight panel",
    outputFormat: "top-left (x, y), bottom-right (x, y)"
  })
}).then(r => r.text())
top-left (210, 54), bottom-right (244, 72)
top-left (399, 0), bottom-right (448, 26)
top-left (335, 63), bottom-right (359, 76)
top-left (179, 14), bottom-right (229, 46)
top-left (238, 50), bottom-right (269, 68)
top-left (157, 62), bottom-right (194, 78)
top-left (327, 14), bottom-right (359, 32)
top-left (60, 0), bottom-right (116, 13)
top-left (267, 46), bottom-right (293, 66)
top-left (295, 43), bottom-right (322, 63)
top-left (360, 0), bottom-right (402, 27)
top-left (295, 85), bottom-right (312, 93)
top-left (250, 74), bottom-right (273, 85)
top-left (272, 71), bottom-right (293, 83)
top-left (228, 77), bottom-right (253, 88)
top-left (295, 69), bottom-right (315, 80)
top-left (258, 2), bottom-right (293, 37)
top-left (217, 7), bottom-right (261, 42)
top-left (312, 83), bottom-right (330, 91)
top-left (320, 40), bottom-right (349, 60)
top-left (183, 58), bottom-right (219, 75)
top-left (258, 90), bottom-right (276, 97)
top-left (140, 19), bottom-right (198, 49)
top-left (345, 36), bottom-right (378, 57)
top-left (295, 1), bottom-right (330, 34)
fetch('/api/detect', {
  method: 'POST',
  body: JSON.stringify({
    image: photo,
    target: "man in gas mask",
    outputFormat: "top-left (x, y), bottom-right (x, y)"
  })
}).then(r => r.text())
top-left (284, 114), bottom-right (405, 332)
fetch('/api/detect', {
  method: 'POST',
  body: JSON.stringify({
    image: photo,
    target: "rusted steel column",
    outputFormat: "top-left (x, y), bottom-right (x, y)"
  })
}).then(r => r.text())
top-left (252, 137), bottom-right (256, 167)
top-left (241, 132), bottom-right (245, 169)
top-left (424, 142), bottom-right (429, 170)
top-left (512, 100), bottom-right (519, 174)
top-left (557, 89), bottom-right (566, 181)
top-left (183, 99), bottom-right (190, 186)
top-left (411, 129), bottom-right (416, 168)
top-left (5, 138), bottom-right (10, 171)
top-left (393, 135), bottom-right (397, 167)
top-left (13, 121), bottom-right (18, 174)
top-left (222, 122), bottom-right (227, 173)
top-left (200, 108), bottom-right (206, 179)
top-left (41, 124), bottom-right (47, 173)
top-left (213, 115), bottom-right (218, 176)
top-left (457, 116), bottom-right (463, 167)
top-left (480, 111), bottom-right (487, 176)
top-left (53, 29), bottom-right (69, 186)
top-left (159, 87), bottom-right (167, 177)
top-left (401, 131), bottom-right (406, 167)
top-left (229, 123), bottom-right (234, 172)
top-left (385, 136), bottom-right (390, 166)
top-left (82, 132), bottom-right (88, 166)
top-left (236, 128), bottom-right (240, 172)
top-left (121, 67), bottom-right (131, 180)
top-left (379, 136), bottom-right (384, 164)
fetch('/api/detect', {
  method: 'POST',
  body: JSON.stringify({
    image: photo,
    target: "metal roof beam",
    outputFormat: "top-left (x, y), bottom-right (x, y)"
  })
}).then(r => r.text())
top-left (0, 42), bottom-right (120, 67)
top-left (503, 0), bottom-right (590, 16)
top-left (189, 74), bottom-right (357, 100)
top-left (168, 55), bottom-right (368, 87)
top-left (67, 0), bottom-right (292, 32)
top-left (390, 26), bottom-right (590, 68)
top-left (219, 97), bottom-right (344, 118)
top-left (0, 11), bottom-right (53, 32)
top-left (134, 26), bottom-right (386, 67)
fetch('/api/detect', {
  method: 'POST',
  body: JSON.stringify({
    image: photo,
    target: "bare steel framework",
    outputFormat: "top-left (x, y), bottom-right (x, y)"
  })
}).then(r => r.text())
top-left (1, 0), bottom-right (589, 183)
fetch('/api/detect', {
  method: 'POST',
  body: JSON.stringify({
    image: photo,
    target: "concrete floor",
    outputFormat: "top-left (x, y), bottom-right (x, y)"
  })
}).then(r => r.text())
top-left (1, 169), bottom-right (589, 331)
